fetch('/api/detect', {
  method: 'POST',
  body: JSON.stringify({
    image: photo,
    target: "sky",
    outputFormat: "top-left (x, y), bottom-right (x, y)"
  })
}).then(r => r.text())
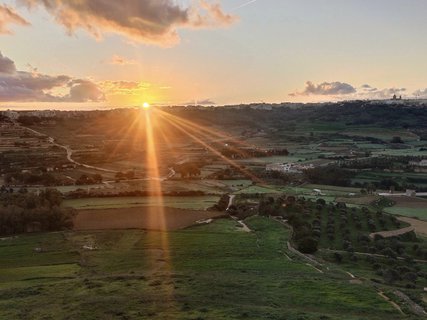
top-left (1, 0), bottom-right (427, 109)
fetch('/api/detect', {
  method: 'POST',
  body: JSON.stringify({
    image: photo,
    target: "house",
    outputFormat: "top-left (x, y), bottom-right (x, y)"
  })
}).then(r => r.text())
top-left (406, 189), bottom-right (416, 197)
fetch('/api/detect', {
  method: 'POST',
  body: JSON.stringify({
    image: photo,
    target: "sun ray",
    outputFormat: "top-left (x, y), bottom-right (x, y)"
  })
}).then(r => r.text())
top-left (155, 108), bottom-right (264, 150)
top-left (143, 109), bottom-right (175, 305)
top-left (156, 111), bottom-right (264, 184)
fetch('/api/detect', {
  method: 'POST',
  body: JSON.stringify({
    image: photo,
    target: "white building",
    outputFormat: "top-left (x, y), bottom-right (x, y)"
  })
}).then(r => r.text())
top-left (266, 162), bottom-right (314, 174)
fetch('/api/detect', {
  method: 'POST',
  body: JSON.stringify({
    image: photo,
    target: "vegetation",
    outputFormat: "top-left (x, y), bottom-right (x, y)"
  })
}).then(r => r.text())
top-left (0, 218), bottom-right (404, 320)
top-left (0, 189), bottom-right (76, 236)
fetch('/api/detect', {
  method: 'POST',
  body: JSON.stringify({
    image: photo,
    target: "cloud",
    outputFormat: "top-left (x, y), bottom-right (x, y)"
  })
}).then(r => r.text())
top-left (184, 98), bottom-right (215, 105)
top-left (18, 0), bottom-right (237, 46)
top-left (413, 88), bottom-right (427, 98)
top-left (0, 51), bottom-right (17, 74)
top-left (357, 86), bottom-right (406, 99)
top-left (360, 84), bottom-right (377, 92)
top-left (194, 0), bottom-right (237, 27)
top-left (0, 52), bottom-right (104, 102)
top-left (109, 55), bottom-right (138, 66)
top-left (68, 80), bottom-right (105, 102)
top-left (289, 81), bottom-right (412, 100)
top-left (290, 81), bottom-right (356, 96)
top-left (101, 81), bottom-right (151, 95)
top-left (0, 4), bottom-right (30, 35)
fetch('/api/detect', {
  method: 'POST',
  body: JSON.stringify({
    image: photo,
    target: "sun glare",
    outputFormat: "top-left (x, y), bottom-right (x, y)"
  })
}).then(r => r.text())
top-left (143, 102), bottom-right (150, 109)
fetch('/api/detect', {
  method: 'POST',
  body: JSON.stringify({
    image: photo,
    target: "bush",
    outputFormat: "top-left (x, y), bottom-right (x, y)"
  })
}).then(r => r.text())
top-left (297, 237), bottom-right (318, 254)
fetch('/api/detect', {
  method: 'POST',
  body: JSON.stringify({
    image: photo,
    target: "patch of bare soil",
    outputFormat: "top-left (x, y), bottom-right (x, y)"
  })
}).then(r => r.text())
top-left (398, 217), bottom-right (427, 237)
top-left (390, 196), bottom-right (427, 208)
top-left (73, 206), bottom-right (224, 231)
top-left (370, 226), bottom-right (415, 239)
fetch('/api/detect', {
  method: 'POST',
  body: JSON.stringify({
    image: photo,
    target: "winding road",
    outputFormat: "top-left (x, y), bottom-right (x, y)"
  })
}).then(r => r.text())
top-left (20, 123), bottom-right (175, 180)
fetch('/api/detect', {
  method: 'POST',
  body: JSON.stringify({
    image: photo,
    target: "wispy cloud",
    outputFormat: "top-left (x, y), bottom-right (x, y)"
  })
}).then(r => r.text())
top-left (109, 55), bottom-right (138, 66)
top-left (0, 4), bottom-right (30, 35)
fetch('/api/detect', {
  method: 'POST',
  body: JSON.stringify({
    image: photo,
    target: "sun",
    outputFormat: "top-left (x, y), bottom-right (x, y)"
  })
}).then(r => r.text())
top-left (142, 102), bottom-right (150, 109)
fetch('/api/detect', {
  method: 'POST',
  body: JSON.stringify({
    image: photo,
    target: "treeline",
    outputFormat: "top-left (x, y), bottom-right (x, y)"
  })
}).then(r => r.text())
top-left (173, 162), bottom-right (203, 178)
top-left (76, 174), bottom-right (103, 185)
top-left (4, 172), bottom-right (59, 186)
top-left (304, 166), bottom-right (355, 187)
top-left (341, 155), bottom-right (426, 171)
top-left (0, 189), bottom-right (76, 236)
top-left (220, 146), bottom-right (289, 159)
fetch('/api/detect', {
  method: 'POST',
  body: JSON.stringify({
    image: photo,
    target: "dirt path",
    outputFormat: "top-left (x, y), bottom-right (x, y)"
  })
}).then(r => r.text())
top-left (398, 217), bottom-right (427, 237)
top-left (377, 292), bottom-right (404, 315)
top-left (369, 226), bottom-right (415, 239)
top-left (20, 123), bottom-right (176, 179)
top-left (20, 123), bottom-right (118, 173)
top-left (226, 194), bottom-right (236, 211)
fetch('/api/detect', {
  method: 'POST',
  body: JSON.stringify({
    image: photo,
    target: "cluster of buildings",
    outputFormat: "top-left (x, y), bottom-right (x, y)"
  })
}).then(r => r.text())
top-left (266, 162), bottom-right (314, 174)
top-left (409, 160), bottom-right (427, 172)
top-left (410, 160), bottom-right (427, 167)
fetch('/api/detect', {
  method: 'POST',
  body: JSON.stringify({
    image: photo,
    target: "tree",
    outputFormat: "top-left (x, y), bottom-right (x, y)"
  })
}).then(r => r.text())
top-left (391, 136), bottom-right (404, 144)
top-left (297, 237), bottom-right (318, 254)
top-left (92, 174), bottom-right (103, 184)
top-left (334, 252), bottom-right (343, 263)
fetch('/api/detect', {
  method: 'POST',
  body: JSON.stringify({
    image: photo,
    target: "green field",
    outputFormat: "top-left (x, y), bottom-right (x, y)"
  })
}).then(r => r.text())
top-left (0, 217), bottom-right (404, 319)
top-left (62, 195), bottom-right (220, 210)
top-left (384, 206), bottom-right (427, 220)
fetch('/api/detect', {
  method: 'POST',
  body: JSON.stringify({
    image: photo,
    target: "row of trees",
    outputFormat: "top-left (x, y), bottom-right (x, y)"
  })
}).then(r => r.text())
top-left (0, 189), bottom-right (76, 236)
top-left (4, 172), bottom-right (59, 186)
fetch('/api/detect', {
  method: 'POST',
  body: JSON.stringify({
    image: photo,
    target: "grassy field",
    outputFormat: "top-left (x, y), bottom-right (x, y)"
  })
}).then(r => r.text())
top-left (384, 207), bottom-right (427, 220)
top-left (383, 196), bottom-right (427, 220)
top-left (343, 127), bottom-right (419, 142)
top-left (62, 196), bottom-right (220, 210)
top-left (0, 217), bottom-right (405, 320)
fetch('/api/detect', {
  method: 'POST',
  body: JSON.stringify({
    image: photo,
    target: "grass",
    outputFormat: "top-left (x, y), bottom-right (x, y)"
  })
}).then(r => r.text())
top-left (384, 207), bottom-right (427, 220)
top-left (0, 217), bottom-right (403, 320)
top-left (62, 195), bottom-right (220, 210)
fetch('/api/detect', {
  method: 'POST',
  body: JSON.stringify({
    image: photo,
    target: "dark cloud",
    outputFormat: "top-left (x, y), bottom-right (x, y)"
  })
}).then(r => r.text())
top-left (0, 52), bottom-right (104, 102)
top-left (290, 81), bottom-right (356, 96)
top-left (68, 80), bottom-right (105, 102)
top-left (0, 4), bottom-right (30, 35)
top-left (0, 51), bottom-right (17, 74)
top-left (18, 0), bottom-right (237, 46)
top-left (361, 84), bottom-right (377, 92)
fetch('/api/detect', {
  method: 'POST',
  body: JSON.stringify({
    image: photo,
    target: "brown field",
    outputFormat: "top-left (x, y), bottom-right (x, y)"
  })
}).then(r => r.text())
top-left (73, 206), bottom-right (225, 231)
top-left (389, 196), bottom-right (427, 208)
top-left (335, 195), bottom-right (378, 205)
top-left (398, 217), bottom-right (427, 237)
